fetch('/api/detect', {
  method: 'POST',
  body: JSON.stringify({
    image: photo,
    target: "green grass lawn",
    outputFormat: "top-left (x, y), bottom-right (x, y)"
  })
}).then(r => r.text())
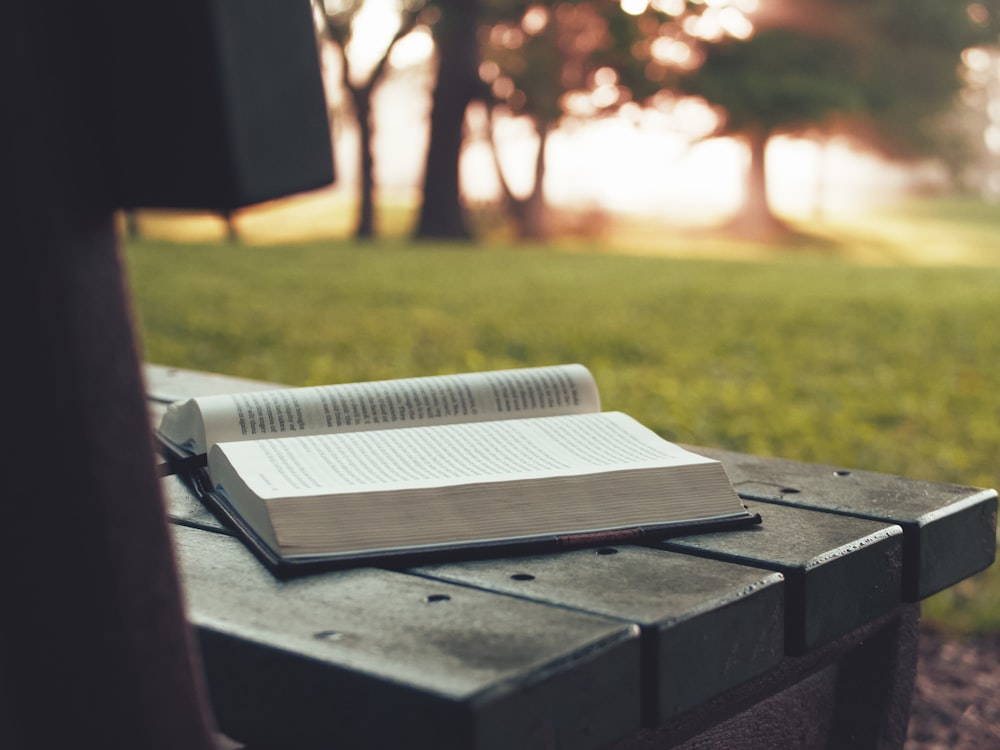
top-left (124, 204), bottom-right (1000, 635)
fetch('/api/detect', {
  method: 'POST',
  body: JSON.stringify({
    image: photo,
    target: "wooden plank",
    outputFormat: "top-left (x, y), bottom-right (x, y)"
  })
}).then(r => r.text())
top-left (413, 546), bottom-right (784, 727)
top-left (173, 525), bottom-right (642, 750)
top-left (661, 503), bottom-right (903, 655)
top-left (695, 447), bottom-right (998, 601)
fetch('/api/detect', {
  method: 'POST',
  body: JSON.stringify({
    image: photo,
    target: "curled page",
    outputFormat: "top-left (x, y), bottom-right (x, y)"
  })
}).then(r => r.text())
top-left (158, 364), bottom-right (601, 455)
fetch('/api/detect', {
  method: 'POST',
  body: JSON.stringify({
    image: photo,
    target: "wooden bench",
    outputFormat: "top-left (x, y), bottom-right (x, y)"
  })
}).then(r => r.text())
top-left (146, 364), bottom-right (997, 750)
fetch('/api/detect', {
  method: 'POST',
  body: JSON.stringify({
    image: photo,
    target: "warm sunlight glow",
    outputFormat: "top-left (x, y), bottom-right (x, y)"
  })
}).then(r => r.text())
top-left (313, 0), bottom-right (934, 240)
top-left (491, 24), bottom-right (526, 49)
top-left (652, 0), bottom-right (685, 14)
top-left (985, 125), bottom-right (1000, 154)
top-left (669, 97), bottom-right (721, 137)
top-left (388, 25), bottom-right (434, 68)
top-left (963, 47), bottom-right (996, 87)
top-left (492, 77), bottom-right (516, 100)
top-left (963, 47), bottom-right (993, 71)
top-left (591, 84), bottom-right (622, 109)
top-left (625, 0), bottom-right (755, 23)
top-left (621, 0), bottom-right (650, 16)
top-left (479, 60), bottom-right (501, 84)
top-left (522, 5), bottom-right (550, 34)
top-left (651, 37), bottom-right (695, 67)
top-left (719, 8), bottom-right (754, 38)
top-left (562, 91), bottom-right (596, 117)
top-left (683, 12), bottom-right (725, 41)
top-left (967, 3), bottom-right (990, 26)
top-left (345, 0), bottom-right (403, 80)
top-left (593, 67), bottom-right (618, 87)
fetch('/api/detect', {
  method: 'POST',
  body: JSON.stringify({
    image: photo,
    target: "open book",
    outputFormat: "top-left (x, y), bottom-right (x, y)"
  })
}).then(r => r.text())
top-left (157, 364), bottom-right (758, 573)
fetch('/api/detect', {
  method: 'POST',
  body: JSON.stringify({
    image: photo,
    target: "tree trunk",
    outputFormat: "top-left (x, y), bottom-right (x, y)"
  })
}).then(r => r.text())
top-left (728, 127), bottom-right (788, 239)
top-left (812, 135), bottom-right (829, 221)
top-left (487, 112), bottom-right (552, 241)
top-left (221, 209), bottom-right (239, 243)
top-left (414, 0), bottom-right (482, 240)
top-left (353, 86), bottom-right (376, 239)
top-left (514, 120), bottom-right (551, 241)
top-left (323, 11), bottom-right (420, 242)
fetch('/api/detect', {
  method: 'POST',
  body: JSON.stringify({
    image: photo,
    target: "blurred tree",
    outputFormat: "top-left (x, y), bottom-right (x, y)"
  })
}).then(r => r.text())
top-left (836, 0), bottom-right (1000, 168)
top-left (316, 0), bottom-right (425, 239)
top-left (479, 1), bottom-right (656, 239)
top-left (676, 0), bottom-right (1000, 238)
top-left (477, 0), bottom-right (759, 240)
top-left (415, 0), bottom-right (483, 240)
top-left (676, 27), bottom-right (860, 237)
top-left (411, 0), bottom-right (758, 242)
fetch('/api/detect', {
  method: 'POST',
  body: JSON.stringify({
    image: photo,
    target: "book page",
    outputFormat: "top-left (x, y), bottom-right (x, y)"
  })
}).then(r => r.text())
top-left (210, 411), bottom-right (711, 499)
top-left (159, 364), bottom-right (600, 454)
top-left (208, 411), bottom-right (746, 558)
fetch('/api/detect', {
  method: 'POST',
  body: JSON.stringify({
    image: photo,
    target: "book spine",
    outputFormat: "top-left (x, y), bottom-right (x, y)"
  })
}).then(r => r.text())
top-left (554, 528), bottom-right (646, 548)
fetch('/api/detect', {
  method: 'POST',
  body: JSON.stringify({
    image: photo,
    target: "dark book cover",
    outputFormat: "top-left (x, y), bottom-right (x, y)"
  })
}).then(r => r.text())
top-left (157, 436), bottom-right (761, 579)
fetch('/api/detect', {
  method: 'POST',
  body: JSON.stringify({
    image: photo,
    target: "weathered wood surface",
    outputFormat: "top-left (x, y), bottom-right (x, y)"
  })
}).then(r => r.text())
top-left (415, 546), bottom-right (785, 725)
top-left (613, 603), bottom-right (920, 750)
top-left (174, 526), bottom-right (641, 750)
top-left (662, 503), bottom-right (903, 654)
top-left (694, 447), bottom-right (997, 601)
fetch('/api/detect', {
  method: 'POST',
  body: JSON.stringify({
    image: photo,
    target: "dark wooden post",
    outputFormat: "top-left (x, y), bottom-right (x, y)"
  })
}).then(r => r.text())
top-left (3, 2), bottom-right (333, 748)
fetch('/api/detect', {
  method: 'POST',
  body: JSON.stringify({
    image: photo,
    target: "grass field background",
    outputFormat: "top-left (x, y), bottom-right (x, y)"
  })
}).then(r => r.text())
top-left (124, 197), bottom-right (1000, 635)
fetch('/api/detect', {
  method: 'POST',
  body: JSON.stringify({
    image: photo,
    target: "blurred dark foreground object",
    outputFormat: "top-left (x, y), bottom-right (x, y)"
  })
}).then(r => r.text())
top-left (3, 2), bottom-right (333, 748)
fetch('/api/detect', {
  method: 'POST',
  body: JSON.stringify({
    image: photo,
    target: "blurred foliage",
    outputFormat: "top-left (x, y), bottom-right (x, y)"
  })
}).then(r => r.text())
top-left (676, 28), bottom-right (862, 137)
top-left (318, 0), bottom-right (1000, 240)
top-left (476, 1), bottom-right (764, 237)
top-left (670, 0), bottom-right (1000, 234)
